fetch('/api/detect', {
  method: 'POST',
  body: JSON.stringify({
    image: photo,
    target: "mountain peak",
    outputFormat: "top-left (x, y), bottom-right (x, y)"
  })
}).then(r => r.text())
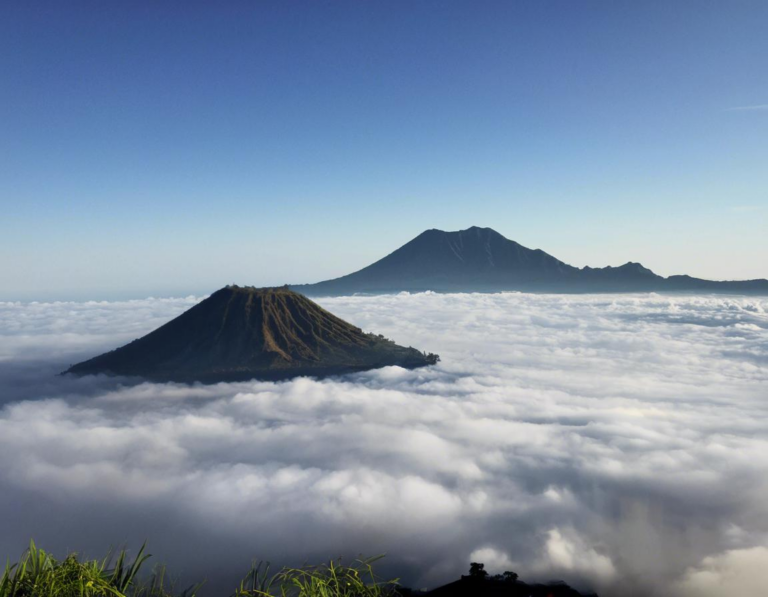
top-left (613, 262), bottom-right (658, 276)
top-left (65, 286), bottom-right (438, 383)
top-left (290, 227), bottom-right (768, 296)
top-left (292, 227), bottom-right (574, 294)
top-left (428, 226), bottom-right (499, 235)
top-left (222, 284), bottom-right (294, 295)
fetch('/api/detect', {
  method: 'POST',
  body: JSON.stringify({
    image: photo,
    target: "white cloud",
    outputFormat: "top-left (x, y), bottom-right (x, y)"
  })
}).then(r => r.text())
top-left (538, 528), bottom-right (616, 582)
top-left (469, 547), bottom-right (515, 574)
top-left (674, 547), bottom-right (768, 597)
top-left (0, 292), bottom-right (767, 596)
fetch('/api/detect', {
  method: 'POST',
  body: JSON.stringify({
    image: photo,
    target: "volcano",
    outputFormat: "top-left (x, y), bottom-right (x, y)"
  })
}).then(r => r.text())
top-left (65, 286), bottom-right (439, 383)
top-left (291, 226), bottom-right (768, 295)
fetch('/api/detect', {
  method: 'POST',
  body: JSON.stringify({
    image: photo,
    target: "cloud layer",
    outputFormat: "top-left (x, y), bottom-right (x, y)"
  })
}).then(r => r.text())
top-left (1, 292), bottom-right (767, 596)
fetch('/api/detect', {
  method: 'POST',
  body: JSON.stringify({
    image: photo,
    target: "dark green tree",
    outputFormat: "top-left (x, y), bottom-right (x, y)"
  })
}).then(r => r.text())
top-left (503, 571), bottom-right (519, 583)
top-left (468, 562), bottom-right (488, 579)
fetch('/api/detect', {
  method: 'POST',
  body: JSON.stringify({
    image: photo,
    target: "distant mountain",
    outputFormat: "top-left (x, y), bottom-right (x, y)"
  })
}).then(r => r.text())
top-left (65, 286), bottom-right (439, 383)
top-left (291, 226), bottom-right (768, 295)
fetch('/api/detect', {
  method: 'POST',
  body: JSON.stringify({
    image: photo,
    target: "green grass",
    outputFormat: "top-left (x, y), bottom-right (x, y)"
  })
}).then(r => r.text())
top-left (245, 556), bottom-right (397, 597)
top-left (1, 543), bottom-right (400, 597)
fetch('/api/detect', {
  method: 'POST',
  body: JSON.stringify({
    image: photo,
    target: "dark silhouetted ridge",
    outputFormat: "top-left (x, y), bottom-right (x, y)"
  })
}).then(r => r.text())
top-left (405, 563), bottom-right (597, 596)
top-left (65, 286), bottom-right (439, 383)
top-left (291, 227), bottom-right (768, 295)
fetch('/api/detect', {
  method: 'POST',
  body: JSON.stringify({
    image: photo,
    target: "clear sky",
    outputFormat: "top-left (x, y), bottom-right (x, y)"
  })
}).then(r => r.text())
top-left (1, 1), bottom-right (766, 300)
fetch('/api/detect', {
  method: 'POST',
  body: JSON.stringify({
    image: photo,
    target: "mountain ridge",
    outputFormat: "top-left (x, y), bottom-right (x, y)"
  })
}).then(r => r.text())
top-left (291, 226), bottom-right (768, 295)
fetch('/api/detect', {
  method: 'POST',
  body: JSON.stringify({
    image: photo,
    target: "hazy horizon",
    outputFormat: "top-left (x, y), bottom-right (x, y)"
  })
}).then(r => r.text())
top-left (3, 223), bottom-right (768, 302)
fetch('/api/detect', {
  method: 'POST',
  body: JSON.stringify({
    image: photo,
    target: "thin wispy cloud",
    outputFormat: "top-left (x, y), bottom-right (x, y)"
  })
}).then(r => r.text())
top-left (726, 104), bottom-right (768, 111)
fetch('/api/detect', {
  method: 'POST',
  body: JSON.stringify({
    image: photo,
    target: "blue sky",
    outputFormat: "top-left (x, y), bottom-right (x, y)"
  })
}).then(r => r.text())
top-left (1, 1), bottom-right (766, 300)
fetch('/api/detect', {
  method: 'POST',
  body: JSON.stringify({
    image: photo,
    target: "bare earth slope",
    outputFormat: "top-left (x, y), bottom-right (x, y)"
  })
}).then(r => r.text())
top-left (65, 286), bottom-right (438, 383)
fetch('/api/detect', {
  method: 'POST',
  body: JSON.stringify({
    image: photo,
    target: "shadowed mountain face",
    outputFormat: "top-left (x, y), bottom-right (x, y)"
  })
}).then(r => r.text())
top-left (292, 226), bottom-right (768, 295)
top-left (418, 577), bottom-right (594, 597)
top-left (65, 286), bottom-right (439, 383)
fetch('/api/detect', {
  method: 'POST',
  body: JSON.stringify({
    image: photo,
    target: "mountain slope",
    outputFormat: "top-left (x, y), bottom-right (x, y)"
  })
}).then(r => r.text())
top-left (291, 226), bottom-right (768, 295)
top-left (294, 227), bottom-right (578, 295)
top-left (65, 286), bottom-right (439, 383)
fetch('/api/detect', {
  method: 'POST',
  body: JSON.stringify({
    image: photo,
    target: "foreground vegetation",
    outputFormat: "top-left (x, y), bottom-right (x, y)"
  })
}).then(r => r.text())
top-left (1, 542), bottom-right (400, 597)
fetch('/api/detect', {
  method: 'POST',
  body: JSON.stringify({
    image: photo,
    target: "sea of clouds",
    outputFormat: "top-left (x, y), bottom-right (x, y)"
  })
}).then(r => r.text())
top-left (1, 292), bottom-right (767, 596)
